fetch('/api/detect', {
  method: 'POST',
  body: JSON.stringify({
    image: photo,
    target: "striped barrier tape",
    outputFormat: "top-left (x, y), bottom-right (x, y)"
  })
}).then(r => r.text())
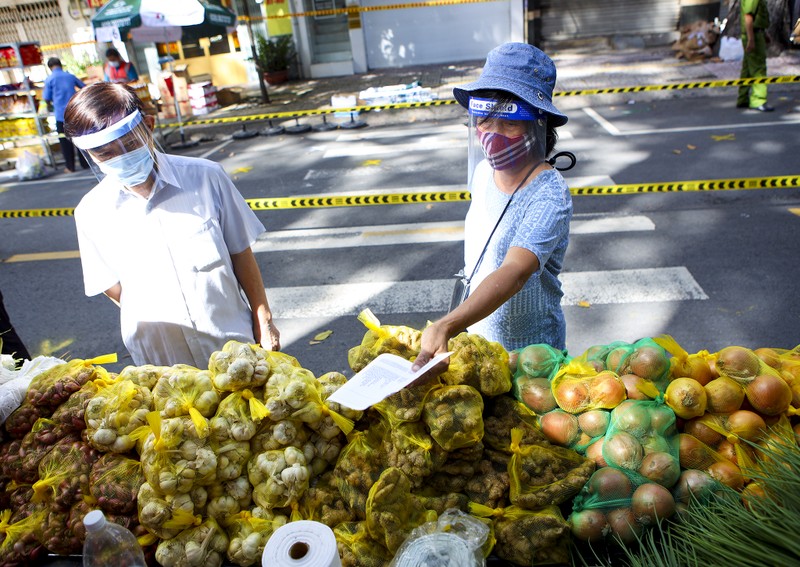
top-left (241, 0), bottom-right (506, 21)
top-left (154, 75), bottom-right (800, 130)
top-left (0, 176), bottom-right (797, 218)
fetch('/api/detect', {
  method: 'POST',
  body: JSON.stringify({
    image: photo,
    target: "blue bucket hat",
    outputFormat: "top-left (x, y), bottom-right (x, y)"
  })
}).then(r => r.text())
top-left (454, 42), bottom-right (567, 127)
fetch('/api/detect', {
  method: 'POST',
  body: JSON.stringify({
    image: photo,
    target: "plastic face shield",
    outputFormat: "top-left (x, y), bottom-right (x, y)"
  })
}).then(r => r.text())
top-left (72, 111), bottom-right (168, 190)
top-left (467, 96), bottom-right (547, 190)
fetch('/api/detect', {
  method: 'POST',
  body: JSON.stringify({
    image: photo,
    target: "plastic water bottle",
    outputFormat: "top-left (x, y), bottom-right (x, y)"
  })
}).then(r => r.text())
top-left (82, 509), bottom-right (146, 567)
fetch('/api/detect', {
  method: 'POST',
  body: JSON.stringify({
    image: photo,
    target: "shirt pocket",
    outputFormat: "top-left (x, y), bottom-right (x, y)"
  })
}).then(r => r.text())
top-left (172, 218), bottom-right (226, 272)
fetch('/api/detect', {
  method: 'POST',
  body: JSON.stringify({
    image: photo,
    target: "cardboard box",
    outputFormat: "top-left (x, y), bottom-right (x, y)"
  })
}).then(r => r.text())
top-left (216, 88), bottom-right (242, 107)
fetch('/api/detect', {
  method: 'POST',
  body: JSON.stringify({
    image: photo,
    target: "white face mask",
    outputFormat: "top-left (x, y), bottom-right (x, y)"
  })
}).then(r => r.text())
top-left (96, 145), bottom-right (154, 187)
top-left (109, 61), bottom-right (120, 68)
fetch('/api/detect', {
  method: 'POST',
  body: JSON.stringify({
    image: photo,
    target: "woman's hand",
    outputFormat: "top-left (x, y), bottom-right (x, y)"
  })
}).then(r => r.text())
top-left (412, 321), bottom-right (451, 374)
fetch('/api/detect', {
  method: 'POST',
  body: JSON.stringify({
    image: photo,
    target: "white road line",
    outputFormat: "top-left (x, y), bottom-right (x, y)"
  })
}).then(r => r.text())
top-left (583, 107), bottom-right (622, 135)
top-left (335, 123), bottom-right (467, 141)
top-left (268, 267), bottom-right (707, 319)
top-left (583, 107), bottom-right (800, 137)
top-left (199, 138), bottom-right (234, 159)
top-left (253, 215), bottom-right (654, 252)
top-left (323, 139), bottom-right (466, 158)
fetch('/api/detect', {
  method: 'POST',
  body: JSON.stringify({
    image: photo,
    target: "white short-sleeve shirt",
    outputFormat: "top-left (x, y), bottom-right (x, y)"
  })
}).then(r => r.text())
top-left (74, 153), bottom-right (265, 367)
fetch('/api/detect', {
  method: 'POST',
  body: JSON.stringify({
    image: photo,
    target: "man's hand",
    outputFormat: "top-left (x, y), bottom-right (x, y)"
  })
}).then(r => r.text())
top-left (411, 321), bottom-right (450, 374)
top-left (746, 39), bottom-right (755, 53)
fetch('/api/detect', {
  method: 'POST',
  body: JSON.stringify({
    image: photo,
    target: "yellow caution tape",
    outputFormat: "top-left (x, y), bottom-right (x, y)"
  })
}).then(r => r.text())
top-left (1, 176), bottom-right (797, 218)
top-left (242, 0), bottom-right (505, 20)
top-left (154, 75), bottom-right (800, 130)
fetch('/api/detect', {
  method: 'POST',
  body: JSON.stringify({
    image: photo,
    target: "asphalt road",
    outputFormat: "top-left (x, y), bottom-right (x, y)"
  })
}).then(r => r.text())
top-left (1, 87), bottom-right (799, 376)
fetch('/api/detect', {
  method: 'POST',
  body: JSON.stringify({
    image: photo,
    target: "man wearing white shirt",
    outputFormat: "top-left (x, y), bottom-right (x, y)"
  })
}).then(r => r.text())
top-left (65, 83), bottom-right (280, 367)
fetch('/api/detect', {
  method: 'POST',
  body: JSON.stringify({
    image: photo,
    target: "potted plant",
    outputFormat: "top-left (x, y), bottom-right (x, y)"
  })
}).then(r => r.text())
top-left (254, 34), bottom-right (295, 86)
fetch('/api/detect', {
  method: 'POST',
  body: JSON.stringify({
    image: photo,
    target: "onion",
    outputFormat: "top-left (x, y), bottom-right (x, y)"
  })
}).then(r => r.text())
top-left (586, 359), bottom-right (605, 373)
top-left (631, 483), bottom-right (676, 526)
top-left (745, 374), bottom-right (792, 416)
top-left (679, 434), bottom-right (714, 470)
top-left (716, 346), bottom-right (761, 381)
top-left (716, 440), bottom-right (738, 465)
top-left (754, 348), bottom-right (782, 370)
top-left (707, 357), bottom-right (720, 379)
top-left (628, 345), bottom-right (670, 382)
top-left (620, 374), bottom-right (656, 400)
top-left (508, 350), bottom-right (519, 375)
top-left (672, 469), bottom-right (718, 505)
top-left (665, 378), bottom-right (707, 419)
top-left (607, 508), bottom-right (642, 545)
top-left (612, 401), bottom-right (651, 437)
top-left (519, 344), bottom-right (556, 378)
top-left (686, 356), bottom-right (715, 386)
top-left (603, 431), bottom-right (644, 471)
top-left (742, 482), bottom-right (767, 511)
top-left (578, 410), bottom-right (611, 438)
top-left (643, 436), bottom-right (672, 455)
top-left (586, 437), bottom-right (608, 468)
top-left (726, 410), bottom-right (767, 442)
top-left (519, 377), bottom-right (557, 414)
top-left (704, 377), bottom-right (745, 414)
top-left (638, 452), bottom-right (681, 488)
top-left (588, 467), bottom-right (634, 499)
top-left (707, 460), bottom-right (744, 491)
top-left (569, 509), bottom-right (609, 542)
top-left (648, 405), bottom-right (677, 435)
top-left (673, 503), bottom-right (690, 522)
top-left (605, 346), bottom-right (631, 374)
top-left (539, 410), bottom-right (580, 447)
top-left (683, 418), bottom-right (723, 448)
top-left (554, 381), bottom-right (589, 412)
top-left (588, 372), bottom-right (627, 408)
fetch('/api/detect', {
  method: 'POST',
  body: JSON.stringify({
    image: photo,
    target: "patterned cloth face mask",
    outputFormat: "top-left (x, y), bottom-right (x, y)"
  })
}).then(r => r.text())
top-left (477, 128), bottom-right (534, 170)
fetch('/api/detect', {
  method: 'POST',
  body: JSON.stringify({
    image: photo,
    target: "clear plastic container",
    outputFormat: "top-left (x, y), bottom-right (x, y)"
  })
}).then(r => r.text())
top-left (82, 509), bottom-right (146, 567)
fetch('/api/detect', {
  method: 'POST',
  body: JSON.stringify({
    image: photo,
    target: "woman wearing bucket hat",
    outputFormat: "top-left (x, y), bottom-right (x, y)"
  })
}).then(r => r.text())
top-left (413, 42), bottom-right (575, 372)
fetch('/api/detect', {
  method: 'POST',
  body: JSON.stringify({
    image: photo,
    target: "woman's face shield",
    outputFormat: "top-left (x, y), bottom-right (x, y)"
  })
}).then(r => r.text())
top-left (72, 111), bottom-right (168, 191)
top-left (467, 96), bottom-right (547, 189)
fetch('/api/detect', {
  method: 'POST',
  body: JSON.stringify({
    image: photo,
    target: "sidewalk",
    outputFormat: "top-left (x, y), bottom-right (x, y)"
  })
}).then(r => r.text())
top-left (188, 45), bottom-right (800, 133)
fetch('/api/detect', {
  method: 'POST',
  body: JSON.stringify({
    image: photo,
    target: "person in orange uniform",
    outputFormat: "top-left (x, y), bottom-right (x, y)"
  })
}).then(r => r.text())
top-left (103, 48), bottom-right (139, 84)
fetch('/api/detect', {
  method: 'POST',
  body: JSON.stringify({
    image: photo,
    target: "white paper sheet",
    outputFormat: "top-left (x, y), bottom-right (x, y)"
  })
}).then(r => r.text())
top-left (327, 352), bottom-right (452, 411)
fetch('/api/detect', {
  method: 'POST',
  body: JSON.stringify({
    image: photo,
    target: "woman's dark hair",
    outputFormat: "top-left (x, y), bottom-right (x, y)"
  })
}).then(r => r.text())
top-left (64, 83), bottom-right (144, 139)
top-left (105, 48), bottom-right (121, 59)
top-left (472, 89), bottom-right (559, 156)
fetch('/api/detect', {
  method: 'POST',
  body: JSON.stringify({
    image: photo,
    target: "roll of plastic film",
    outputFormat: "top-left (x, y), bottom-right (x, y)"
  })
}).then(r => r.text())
top-left (393, 533), bottom-right (476, 567)
top-left (261, 521), bottom-right (341, 567)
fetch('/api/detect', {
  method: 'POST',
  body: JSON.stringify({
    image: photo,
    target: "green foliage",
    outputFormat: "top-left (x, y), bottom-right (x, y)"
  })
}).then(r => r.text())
top-left (59, 52), bottom-right (102, 77)
top-left (253, 34), bottom-right (295, 73)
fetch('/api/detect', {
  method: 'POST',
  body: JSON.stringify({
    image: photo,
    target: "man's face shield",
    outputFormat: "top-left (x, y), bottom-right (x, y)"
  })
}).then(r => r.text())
top-left (72, 111), bottom-right (167, 190)
top-left (467, 96), bottom-right (547, 189)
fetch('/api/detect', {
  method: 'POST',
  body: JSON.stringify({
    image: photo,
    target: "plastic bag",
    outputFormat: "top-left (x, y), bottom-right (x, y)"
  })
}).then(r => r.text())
top-left (0, 509), bottom-right (48, 566)
top-left (464, 458), bottom-right (509, 509)
top-left (89, 453), bottom-right (144, 515)
top-left (0, 356), bottom-right (65, 426)
top-left (26, 358), bottom-right (110, 410)
top-left (3, 400), bottom-right (51, 439)
top-left (33, 440), bottom-right (100, 510)
top-left (137, 482), bottom-right (207, 540)
top-left (678, 432), bottom-right (746, 492)
top-left (365, 467), bottom-right (438, 554)
top-left (334, 521), bottom-right (392, 567)
top-left (482, 395), bottom-right (546, 453)
top-left (440, 333), bottom-right (512, 397)
top-left (302, 471), bottom-right (355, 528)
top-left (250, 419), bottom-right (309, 453)
top-left (15, 418), bottom-right (79, 484)
top-left (40, 506), bottom-right (82, 555)
top-left (422, 385), bottom-right (484, 451)
top-left (537, 408), bottom-right (610, 455)
top-left (603, 338), bottom-right (672, 390)
top-left (654, 335), bottom-right (715, 386)
top-left (15, 151), bottom-right (44, 181)
top-left (333, 425), bottom-right (386, 519)
top-left (374, 378), bottom-right (440, 426)
top-left (513, 344), bottom-right (565, 414)
top-left (316, 371), bottom-right (365, 428)
top-left (118, 364), bottom-right (169, 390)
top-left (390, 509), bottom-right (488, 567)
top-left (247, 446), bottom-right (310, 510)
top-left (719, 36), bottom-right (743, 61)
top-left (209, 389), bottom-right (268, 442)
top-left (382, 420), bottom-right (447, 488)
top-left (208, 340), bottom-right (270, 392)
top-left (155, 517), bottom-right (228, 567)
top-left (427, 442), bottom-right (484, 494)
top-left (602, 400), bottom-right (681, 488)
top-left (507, 428), bottom-right (595, 509)
top-left (550, 359), bottom-right (627, 414)
top-left (212, 438), bottom-right (251, 482)
top-left (85, 379), bottom-right (153, 453)
top-left (472, 504), bottom-right (569, 566)
top-left (152, 365), bottom-right (220, 437)
top-left (225, 510), bottom-right (285, 567)
top-left (348, 309), bottom-right (422, 373)
top-left (207, 476), bottom-right (252, 524)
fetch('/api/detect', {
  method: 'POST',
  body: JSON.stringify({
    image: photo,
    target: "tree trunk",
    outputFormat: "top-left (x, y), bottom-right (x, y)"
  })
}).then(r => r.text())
top-left (722, 0), bottom-right (792, 55)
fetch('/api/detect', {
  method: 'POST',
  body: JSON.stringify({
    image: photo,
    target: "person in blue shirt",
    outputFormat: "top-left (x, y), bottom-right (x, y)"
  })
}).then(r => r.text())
top-left (43, 57), bottom-right (88, 173)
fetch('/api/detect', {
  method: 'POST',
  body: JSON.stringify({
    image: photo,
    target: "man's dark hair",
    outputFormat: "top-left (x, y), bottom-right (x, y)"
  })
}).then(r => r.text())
top-left (47, 57), bottom-right (61, 70)
top-left (105, 48), bottom-right (121, 59)
top-left (64, 83), bottom-right (143, 139)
